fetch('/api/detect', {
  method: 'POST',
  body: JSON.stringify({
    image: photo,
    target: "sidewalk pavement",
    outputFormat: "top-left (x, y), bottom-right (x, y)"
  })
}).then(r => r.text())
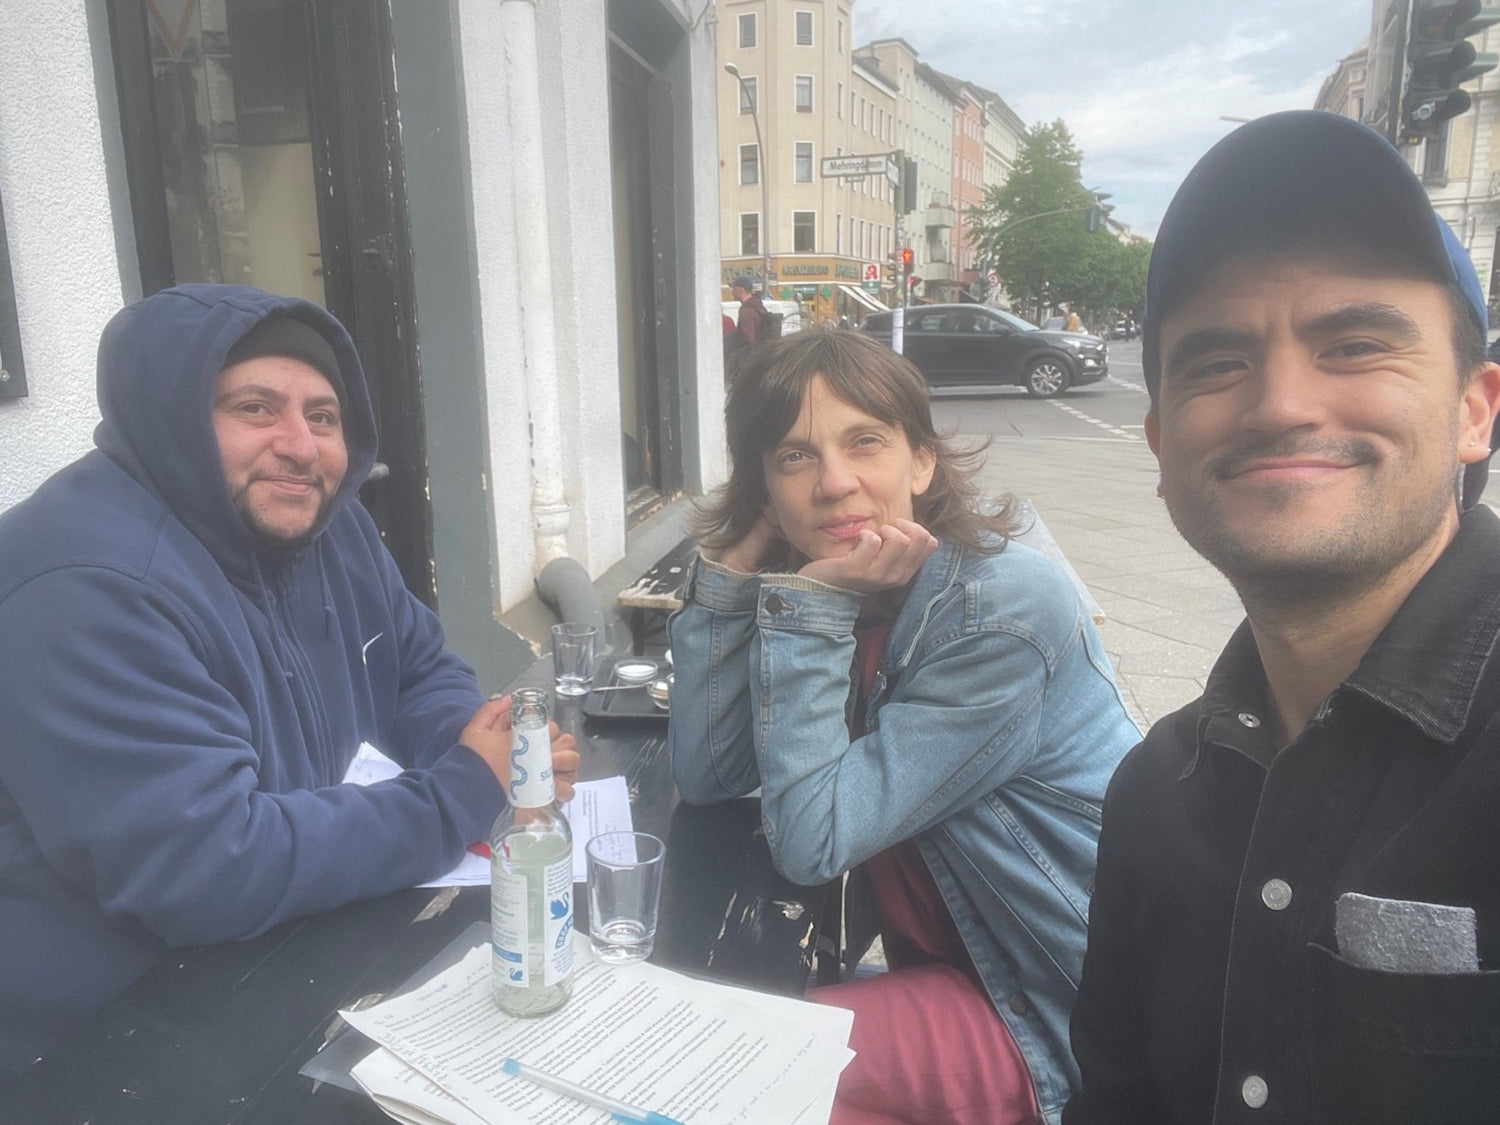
top-left (974, 436), bottom-right (1244, 734)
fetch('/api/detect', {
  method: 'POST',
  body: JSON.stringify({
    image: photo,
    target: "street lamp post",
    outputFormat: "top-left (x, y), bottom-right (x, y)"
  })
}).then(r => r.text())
top-left (725, 63), bottom-right (773, 297)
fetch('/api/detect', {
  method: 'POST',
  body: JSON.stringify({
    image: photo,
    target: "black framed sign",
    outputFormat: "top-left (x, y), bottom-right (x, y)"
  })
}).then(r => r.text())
top-left (0, 186), bottom-right (25, 399)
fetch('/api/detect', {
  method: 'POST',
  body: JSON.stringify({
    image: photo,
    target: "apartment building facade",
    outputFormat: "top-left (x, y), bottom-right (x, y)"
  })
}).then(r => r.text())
top-left (858, 39), bottom-right (965, 301)
top-left (717, 0), bottom-right (896, 321)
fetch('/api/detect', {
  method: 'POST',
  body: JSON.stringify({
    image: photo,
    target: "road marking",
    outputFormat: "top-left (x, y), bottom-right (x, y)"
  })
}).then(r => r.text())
top-left (1047, 399), bottom-right (1143, 441)
top-left (1106, 375), bottom-right (1148, 394)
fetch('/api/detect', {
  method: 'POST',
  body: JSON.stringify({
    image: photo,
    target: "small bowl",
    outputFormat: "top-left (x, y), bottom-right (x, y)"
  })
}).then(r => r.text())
top-left (612, 658), bottom-right (659, 686)
top-left (645, 675), bottom-right (672, 711)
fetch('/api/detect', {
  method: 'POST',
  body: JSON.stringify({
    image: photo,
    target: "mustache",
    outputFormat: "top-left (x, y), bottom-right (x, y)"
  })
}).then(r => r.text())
top-left (251, 471), bottom-right (328, 490)
top-left (1206, 435), bottom-right (1379, 481)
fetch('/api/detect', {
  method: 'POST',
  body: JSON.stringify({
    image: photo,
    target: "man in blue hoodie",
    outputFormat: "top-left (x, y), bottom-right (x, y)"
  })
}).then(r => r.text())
top-left (0, 285), bottom-right (578, 1077)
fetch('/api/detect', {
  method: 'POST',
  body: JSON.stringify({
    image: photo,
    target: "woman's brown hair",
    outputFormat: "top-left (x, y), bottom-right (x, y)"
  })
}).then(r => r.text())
top-left (695, 329), bottom-right (1019, 561)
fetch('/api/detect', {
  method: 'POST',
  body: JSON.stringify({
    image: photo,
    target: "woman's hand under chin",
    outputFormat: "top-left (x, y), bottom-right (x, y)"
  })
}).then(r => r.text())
top-left (799, 518), bottom-right (938, 595)
top-left (719, 514), bottom-right (786, 574)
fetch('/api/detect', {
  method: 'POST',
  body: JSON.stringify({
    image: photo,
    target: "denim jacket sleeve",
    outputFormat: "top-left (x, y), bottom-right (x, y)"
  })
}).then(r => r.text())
top-left (671, 556), bottom-right (1057, 886)
top-left (668, 556), bottom-right (765, 802)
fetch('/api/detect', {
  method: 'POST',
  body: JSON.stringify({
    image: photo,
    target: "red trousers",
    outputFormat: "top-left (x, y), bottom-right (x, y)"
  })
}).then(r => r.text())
top-left (813, 962), bottom-right (1042, 1125)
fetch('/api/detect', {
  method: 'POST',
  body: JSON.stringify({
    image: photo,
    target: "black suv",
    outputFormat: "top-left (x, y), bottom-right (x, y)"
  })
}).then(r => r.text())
top-left (860, 304), bottom-right (1108, 397)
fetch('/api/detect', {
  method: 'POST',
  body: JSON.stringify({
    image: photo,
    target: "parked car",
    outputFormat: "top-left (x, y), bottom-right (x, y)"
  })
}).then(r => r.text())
top-left (1042, 316), bottom-right (1066, 331)
top-left (860, 304), bottom-right (1109, 397)
top-left (1110, 319), bottom-right (1137, 340)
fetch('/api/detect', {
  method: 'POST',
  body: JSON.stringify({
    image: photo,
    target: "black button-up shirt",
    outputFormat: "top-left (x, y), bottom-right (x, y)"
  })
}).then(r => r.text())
top-left (1065, 506), bottom-right (1500, 1124)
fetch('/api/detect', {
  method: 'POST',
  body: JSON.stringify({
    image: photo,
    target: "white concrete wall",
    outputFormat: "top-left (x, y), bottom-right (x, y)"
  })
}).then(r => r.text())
top-left (457, 0), bottom-right (542, 611)
top-left (458, 0), bottom-right (725, 607)
top-left (536, 0), bottom-right (629, 575)
top-left (681, 0), bottom-right (730, 495)
top-left (0, 1), bottom-right (124, 515)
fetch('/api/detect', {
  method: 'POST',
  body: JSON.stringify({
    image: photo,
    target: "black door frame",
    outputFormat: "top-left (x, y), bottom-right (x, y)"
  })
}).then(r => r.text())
top-left (608, 19), bottom-right (685, 520)
top-left (105, 0), bottom-right (436, 606)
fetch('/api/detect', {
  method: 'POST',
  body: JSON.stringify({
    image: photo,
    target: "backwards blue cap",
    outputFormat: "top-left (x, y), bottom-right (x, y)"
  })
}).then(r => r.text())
top-left (1142, 110), bottom-right (1492, 506)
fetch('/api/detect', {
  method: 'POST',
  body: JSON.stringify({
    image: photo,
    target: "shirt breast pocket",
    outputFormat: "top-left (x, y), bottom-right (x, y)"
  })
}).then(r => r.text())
top-left (1306, 942), bottom-right (1500, 1122)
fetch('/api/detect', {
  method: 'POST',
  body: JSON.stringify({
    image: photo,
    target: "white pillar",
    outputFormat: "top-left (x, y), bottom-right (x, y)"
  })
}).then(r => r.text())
top-left (499, 0), bottom-right (571, 568)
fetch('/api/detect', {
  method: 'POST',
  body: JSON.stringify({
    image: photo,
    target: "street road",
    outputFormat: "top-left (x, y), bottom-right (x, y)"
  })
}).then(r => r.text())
top-left (928, 336), bottom-right (1153, 444)
top-left (928, 339), bottom-right (1241, 732)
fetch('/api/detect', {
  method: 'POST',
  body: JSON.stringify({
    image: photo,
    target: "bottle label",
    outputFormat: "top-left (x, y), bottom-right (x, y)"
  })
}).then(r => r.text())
top-left (491, 868), bottom-right (530, 987)
top-left (509, 720), bottom-right (555, 809)
top-left (541, 854), bottom-right (575, 986)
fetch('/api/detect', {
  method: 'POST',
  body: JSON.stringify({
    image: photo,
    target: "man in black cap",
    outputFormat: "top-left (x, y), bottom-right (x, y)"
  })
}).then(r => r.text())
top-left (1065, 112), bottom-right (1500, 1122)
top-left (0, 284), bottom-right (577, 1076)
top-left (730, 275), bottom-right (770, 348)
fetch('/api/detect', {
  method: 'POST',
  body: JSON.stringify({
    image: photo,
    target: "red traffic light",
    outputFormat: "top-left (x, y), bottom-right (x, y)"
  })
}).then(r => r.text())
top-left (900, 248), bottom-right (913, 267)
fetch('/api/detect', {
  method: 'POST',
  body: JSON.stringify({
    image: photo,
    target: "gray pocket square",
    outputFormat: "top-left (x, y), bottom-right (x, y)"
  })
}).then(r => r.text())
top-left (1334, 892), bottom-right (1479, 975)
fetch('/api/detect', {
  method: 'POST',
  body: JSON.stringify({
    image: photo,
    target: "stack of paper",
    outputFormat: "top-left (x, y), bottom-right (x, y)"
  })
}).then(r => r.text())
top-left (341, 744), bottom-right (634, 887)
top-left (339, 937), bottom-right (854, 1124)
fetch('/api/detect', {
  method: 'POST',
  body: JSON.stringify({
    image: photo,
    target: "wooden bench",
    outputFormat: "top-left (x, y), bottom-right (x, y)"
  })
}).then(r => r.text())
top-left (616, 537), bottom-right (697, 653)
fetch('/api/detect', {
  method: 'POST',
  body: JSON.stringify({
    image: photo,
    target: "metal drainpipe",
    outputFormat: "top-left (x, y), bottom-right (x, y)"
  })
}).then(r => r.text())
top-left (500, 0), bottom-right (570, 568)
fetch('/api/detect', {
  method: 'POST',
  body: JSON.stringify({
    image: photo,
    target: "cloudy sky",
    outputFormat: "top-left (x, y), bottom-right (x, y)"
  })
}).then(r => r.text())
top-left (854, 0), bottom-right (1373, 239)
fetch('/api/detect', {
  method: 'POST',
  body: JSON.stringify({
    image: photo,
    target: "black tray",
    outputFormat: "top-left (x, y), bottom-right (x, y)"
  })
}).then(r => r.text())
top-left (582, 655), bottom-right (670, 721)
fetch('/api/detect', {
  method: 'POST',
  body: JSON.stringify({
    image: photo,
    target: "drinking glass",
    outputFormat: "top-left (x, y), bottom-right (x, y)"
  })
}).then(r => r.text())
top-left (586, 831), bottom-right (666, 964)
top-left (550, 623), bottom-right (598, 697)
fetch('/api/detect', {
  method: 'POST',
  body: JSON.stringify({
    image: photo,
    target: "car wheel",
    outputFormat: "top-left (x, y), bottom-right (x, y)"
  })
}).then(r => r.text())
top-left (1025, 356), bottom-right (1069, 398)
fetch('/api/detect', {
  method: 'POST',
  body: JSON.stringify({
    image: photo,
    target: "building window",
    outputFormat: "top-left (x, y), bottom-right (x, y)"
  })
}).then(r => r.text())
top-left (741, 212), bottom-right (761, 256)
top-left (738, 76), bottom-right (758, 114)
top-left (795, 11), bottom-right (813, 46)
top-left (837, 82), bottom-right (844, 119)
top-left (838, 19), bottom-right (844, 53)
top-left (794, 211), bottom-right (815, 253)
top-left (739, 143), bottom-right (759, 185)
top-left (738, 12), bottom-right (756, 48)
top-left (795, 141), bottom-right (814, 183)
top-left (850, 89), bottom-right (857, 121)
top-left (795, 75), bottom-right (814, 113)
top-left (836, 212), bottom-right (843, 253)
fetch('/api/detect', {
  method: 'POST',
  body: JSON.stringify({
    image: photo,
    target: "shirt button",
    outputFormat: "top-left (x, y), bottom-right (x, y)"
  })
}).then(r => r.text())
top-left (1241, 1074), bottom-right (1269, 1108)
top-left (1260, 878), bottom-right (1292, 911)
top-left (1237, 712), bottom-right (1261, 728)
top-left (1008, 992), bottom-right (1030, 1015)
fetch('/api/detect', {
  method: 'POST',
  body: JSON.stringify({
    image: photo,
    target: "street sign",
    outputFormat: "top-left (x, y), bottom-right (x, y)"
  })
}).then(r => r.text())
top-left (820, 153), bottom-right (897, 179)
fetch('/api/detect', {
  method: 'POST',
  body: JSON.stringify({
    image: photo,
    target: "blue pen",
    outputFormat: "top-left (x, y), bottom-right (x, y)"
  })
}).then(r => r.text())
top-left (501, 1058), bottom-right (686, 1125)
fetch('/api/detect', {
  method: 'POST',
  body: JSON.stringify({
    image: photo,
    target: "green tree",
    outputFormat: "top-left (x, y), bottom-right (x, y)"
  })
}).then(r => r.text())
top-left (967, 121), bottom-right (1092, 316)
top-left (967, 120), bottom-right (1153, 324)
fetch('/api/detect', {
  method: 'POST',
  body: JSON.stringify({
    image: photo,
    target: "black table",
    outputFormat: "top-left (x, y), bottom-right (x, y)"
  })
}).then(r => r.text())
top-left (0, 662), bottom-right (831, 1124)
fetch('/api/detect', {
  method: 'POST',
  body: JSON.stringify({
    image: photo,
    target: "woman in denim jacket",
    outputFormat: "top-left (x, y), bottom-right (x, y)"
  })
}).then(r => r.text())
top-left (669, 331), bottom-right (1139, 1125)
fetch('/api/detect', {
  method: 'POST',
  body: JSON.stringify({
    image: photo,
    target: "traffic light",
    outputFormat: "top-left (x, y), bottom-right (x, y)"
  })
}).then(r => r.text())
top-left (1402, 0), bottom-right (1500, 142)
top-left (1085, 192), bottom-right (1114, 233)
top-left (900, 247), bottom-right (914, 269)
top-left (901, 156), bottom-right (918, 215)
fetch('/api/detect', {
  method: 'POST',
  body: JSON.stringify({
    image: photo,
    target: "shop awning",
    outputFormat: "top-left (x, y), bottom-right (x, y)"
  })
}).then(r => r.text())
top-left (837, 285), bottom-right (889, 314)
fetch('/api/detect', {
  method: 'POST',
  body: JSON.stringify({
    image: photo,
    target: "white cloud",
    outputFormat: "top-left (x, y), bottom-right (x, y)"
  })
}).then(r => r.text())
top-left (852, 0), bottom-right (1372, 238)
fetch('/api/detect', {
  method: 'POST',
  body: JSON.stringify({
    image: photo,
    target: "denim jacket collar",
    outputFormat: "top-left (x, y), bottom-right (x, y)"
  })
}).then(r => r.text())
top-left (883, 536), bottom-right (969, 672)
top-left (1190, 505), bottom-right (1500, 777)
